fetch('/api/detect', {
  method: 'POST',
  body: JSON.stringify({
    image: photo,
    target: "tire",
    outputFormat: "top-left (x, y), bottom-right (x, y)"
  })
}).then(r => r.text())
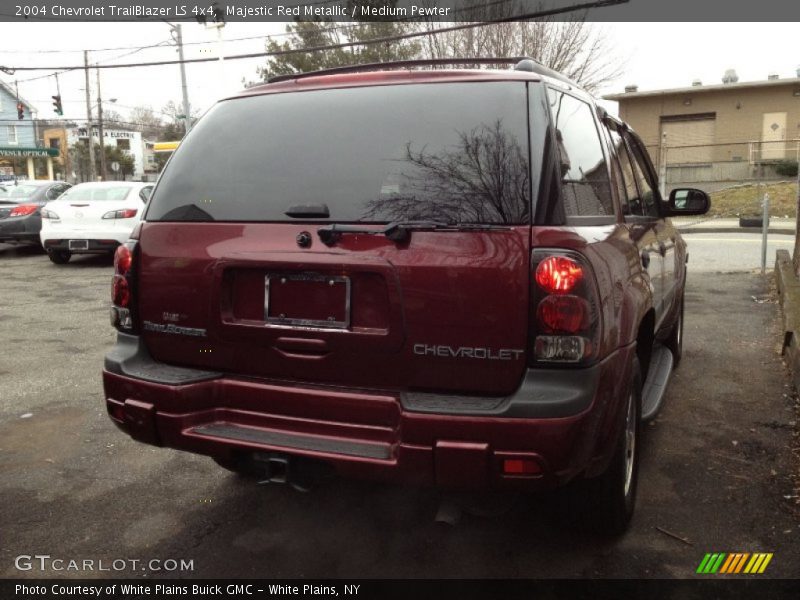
top-left (47, 250), bottom-right (71, 264)
top-left (666, 291), bottom-right (684, 367)
top-left (584, 356), bottom-right (642, 537)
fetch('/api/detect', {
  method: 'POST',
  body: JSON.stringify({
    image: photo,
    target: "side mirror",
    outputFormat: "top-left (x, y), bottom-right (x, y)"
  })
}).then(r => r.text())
top-left (139, 188), bottom-right (152, 203)
top-left (666, 188), bottom-right (710, 216)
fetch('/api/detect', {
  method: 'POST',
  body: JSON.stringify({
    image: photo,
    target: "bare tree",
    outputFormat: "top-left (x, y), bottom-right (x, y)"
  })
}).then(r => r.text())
top-left (363, 120), bottom-right (530, 224)
top-left (101, 109), bottom-right (127, 130)
top-left (127, 105), bottom-right (163, 138)
top-left (416, 4), bottom-right (623, 93)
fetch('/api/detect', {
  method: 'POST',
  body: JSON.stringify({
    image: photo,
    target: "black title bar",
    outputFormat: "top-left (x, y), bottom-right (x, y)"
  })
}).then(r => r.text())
top-left (4, 579), bottom-right (800, 600)
top-left (2, 0), bottom-right (799, 22)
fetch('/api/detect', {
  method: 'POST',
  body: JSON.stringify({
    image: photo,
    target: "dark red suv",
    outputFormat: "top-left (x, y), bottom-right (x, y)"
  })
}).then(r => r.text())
top-left (103, 59), bottom-right (709, 535)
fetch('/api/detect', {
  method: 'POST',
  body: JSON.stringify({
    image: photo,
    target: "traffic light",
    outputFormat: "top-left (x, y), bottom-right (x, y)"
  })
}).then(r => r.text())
top-left (52, 95), bottom-right (63, 115)
top-left (16, 102), bottom-right (24, 120)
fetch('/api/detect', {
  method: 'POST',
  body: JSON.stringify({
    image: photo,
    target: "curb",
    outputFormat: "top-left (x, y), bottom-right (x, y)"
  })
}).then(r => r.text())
top-left (678, 227), bottom-right (794, 235)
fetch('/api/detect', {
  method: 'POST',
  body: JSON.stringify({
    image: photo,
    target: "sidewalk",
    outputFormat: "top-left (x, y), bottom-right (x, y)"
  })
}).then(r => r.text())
top-left (673, 216), bottom-right (795, 235)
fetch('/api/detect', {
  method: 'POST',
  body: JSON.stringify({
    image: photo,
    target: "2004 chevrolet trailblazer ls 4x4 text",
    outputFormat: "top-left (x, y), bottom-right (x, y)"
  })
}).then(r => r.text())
top-left (102, 58), bottom-right (709, 535)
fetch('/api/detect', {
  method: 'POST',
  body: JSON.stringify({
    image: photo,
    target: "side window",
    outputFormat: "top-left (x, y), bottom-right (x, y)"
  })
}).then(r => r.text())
top-left (623, 132), bottom-right (659, 218)
top-left (547, 88), bottom-right (613, 217)
top-left (602, 125), bottom-right (629, 213)
top-left (608, 128), bottom-right (641, 216)
top-left (46, 184), bottom-right (68, 200)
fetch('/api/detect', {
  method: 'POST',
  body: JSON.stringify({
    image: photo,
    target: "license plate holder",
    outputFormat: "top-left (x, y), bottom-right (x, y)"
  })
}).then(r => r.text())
top-left (265, 273), bottom-right (351, 330)
top-left (68, 239), bottom-right (88, 250)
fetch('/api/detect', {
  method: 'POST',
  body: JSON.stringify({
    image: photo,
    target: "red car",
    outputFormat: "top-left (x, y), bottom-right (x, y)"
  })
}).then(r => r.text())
top-left (103, 59), bottom-right (709, 535)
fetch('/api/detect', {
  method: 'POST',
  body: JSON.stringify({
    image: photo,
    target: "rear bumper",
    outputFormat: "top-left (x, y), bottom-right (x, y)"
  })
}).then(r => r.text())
top-left (42, 223), bottom-right (135, 251)
top-left (0, 215), bottom-right (40, 242)
top-left (43, 238), bottom-right (121, 253)
top-left (103, 333), bottom-right (635, 490)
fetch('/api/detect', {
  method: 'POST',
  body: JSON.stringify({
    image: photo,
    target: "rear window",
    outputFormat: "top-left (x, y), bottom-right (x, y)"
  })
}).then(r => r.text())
top-left (147, 82), bottom-right (531, 224)
top-left (0, 184), bottom-right (41, 200)
top-left (61, 186), bottom-right (133, 202)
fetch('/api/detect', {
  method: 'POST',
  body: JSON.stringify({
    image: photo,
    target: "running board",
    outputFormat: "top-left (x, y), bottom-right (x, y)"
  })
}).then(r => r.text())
top-left (641, 345), bottom-right (674, 422)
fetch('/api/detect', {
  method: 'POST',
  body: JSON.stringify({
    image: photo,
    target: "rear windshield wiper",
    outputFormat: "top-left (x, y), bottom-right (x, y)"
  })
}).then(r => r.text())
top-left (317, 220), bottom-right (511, 246)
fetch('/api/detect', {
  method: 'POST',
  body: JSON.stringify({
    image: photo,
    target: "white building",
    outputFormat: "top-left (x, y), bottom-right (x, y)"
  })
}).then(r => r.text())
top-left (67, 127), bottom-right (145, 181)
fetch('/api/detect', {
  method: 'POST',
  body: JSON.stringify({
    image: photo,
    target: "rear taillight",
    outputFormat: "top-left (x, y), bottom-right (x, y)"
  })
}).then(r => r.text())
top-left (102, 208), bottom-right (138, 219)
top-left (530, 250), bottom-right (602, 365)
top-left (535, 256), bottom-right (583, 293)
top-left (110, 242), bottom-right (137, 331)
top-left (536, 295), bottom-right (589, 333)
top-left (9, 204), bottom-right (39, 217)
top-left (41, 208), bottom-right (59, 220)
top-left (114, 244), bottom-right (132, 273)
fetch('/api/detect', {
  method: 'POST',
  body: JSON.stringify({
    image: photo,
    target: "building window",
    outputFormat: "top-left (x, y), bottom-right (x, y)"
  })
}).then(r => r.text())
top-left (49, 138), bottom-right (61, 151)
top-left (7, 125), bottom-right (18, 145)
top-left (116, 139), bottom-right (130, 150)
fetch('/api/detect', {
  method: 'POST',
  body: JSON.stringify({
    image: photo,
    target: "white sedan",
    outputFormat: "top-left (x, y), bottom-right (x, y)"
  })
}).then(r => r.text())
top-left (40, 182), bottom-right (154, 264)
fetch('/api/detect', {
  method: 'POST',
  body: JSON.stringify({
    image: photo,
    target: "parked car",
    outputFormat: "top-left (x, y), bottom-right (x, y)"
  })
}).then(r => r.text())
top-left (102, 59), bottom-right (709, 535)
top-left (0, 180), bottom-right (71, 246)
top-left (40, 181), bottom-right (153, 264)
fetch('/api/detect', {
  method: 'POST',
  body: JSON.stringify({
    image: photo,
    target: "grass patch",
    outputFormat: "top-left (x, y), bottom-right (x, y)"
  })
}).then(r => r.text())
top-left (708, 181), bottom-right (799, 218)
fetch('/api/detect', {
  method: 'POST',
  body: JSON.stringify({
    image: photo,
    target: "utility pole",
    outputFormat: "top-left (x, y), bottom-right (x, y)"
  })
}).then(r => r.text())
top-left (83, 51), bottom-right (96, 182)
top-left (171, 23), bottom-right (192, 134)
top-left (96, 67), bottom-right (106, 181)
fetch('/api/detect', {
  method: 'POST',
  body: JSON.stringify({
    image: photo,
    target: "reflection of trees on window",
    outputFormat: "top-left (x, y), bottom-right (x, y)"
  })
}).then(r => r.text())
top-left (362, 120), bottom-right (529, 225)
top-left (548, 89), bottom-right (613, 217)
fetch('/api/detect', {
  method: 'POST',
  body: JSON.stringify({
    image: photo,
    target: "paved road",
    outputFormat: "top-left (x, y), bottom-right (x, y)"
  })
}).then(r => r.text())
top-left (0, 242), bottom-right (798, 579)
top-left (684, 231), bottom-right (794, 272)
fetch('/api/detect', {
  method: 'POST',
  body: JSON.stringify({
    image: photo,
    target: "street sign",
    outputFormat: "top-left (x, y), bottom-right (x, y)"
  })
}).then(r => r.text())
top-left (110, 161), bottom-right (120, 172)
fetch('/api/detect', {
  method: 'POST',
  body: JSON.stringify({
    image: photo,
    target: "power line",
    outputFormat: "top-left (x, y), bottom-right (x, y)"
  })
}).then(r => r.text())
top-left (1, 37), bottom-right (172, 55)
top-left (0, 1), bottom-right (628, 73)
top-left (0, 0), bottom-right (342, 23)
top-left (0, 118), bottom-right (160, 127)
top-left (3, 40), bottom-right (175, 84)
top-left (4, 22), bottom-right (363, 84)
top-left (0, 19), bottom-right (348, 54)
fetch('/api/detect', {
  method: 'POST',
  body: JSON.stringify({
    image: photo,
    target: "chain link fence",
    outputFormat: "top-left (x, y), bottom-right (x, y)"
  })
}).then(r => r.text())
top-left (644, 139), bottom-right (800, 220)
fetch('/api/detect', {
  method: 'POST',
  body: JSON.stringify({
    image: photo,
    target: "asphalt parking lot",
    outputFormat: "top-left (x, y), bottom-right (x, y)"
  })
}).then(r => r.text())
top-left (1, 241), bottom-right (798, 579)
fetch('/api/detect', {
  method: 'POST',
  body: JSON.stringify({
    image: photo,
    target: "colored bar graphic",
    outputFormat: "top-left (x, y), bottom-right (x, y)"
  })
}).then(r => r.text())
top-left (697, 554), bottom-right (713, 574)
top-left (710, 553), bottom-right (726, 573)
top-left (758, 554), bottom-right (773, 573)
top-left (719, 554), bottom-right (735, 574)
top-left (705, 552), bottom-right (773, 575)
top-left (744, 554), bottom-right (760, 574)
top-left (733, 553), bottom-right (750, 573)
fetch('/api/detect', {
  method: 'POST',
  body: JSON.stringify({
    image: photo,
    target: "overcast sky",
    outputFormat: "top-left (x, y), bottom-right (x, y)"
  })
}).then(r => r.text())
top-left (1, 22), bottom-right (798, 127)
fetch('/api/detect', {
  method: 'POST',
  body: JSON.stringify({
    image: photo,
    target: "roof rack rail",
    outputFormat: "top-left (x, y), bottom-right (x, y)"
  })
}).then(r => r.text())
top-left (513, 58), bottom-right (576, 87)
top-left (267, 57), bottom-right (577, 86)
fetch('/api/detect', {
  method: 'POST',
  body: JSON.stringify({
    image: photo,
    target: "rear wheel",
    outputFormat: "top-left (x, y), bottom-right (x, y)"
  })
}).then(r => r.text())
top-left (47, 250), bottom-right (71, 264)
top-left (666, 291), bottom-right (684, 366)
top-left (583, 356), bottom-right (642, 537)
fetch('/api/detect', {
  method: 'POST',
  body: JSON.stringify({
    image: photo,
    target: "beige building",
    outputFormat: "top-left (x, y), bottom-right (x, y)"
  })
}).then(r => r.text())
top-left (604, 71), bottom-right (800, 191)
top-left (42, 127), bottom-right (70, 180)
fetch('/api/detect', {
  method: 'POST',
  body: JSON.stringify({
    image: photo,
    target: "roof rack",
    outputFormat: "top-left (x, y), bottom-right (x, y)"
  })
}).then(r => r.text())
top-left (267, 57), bottom-right (577, 87)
